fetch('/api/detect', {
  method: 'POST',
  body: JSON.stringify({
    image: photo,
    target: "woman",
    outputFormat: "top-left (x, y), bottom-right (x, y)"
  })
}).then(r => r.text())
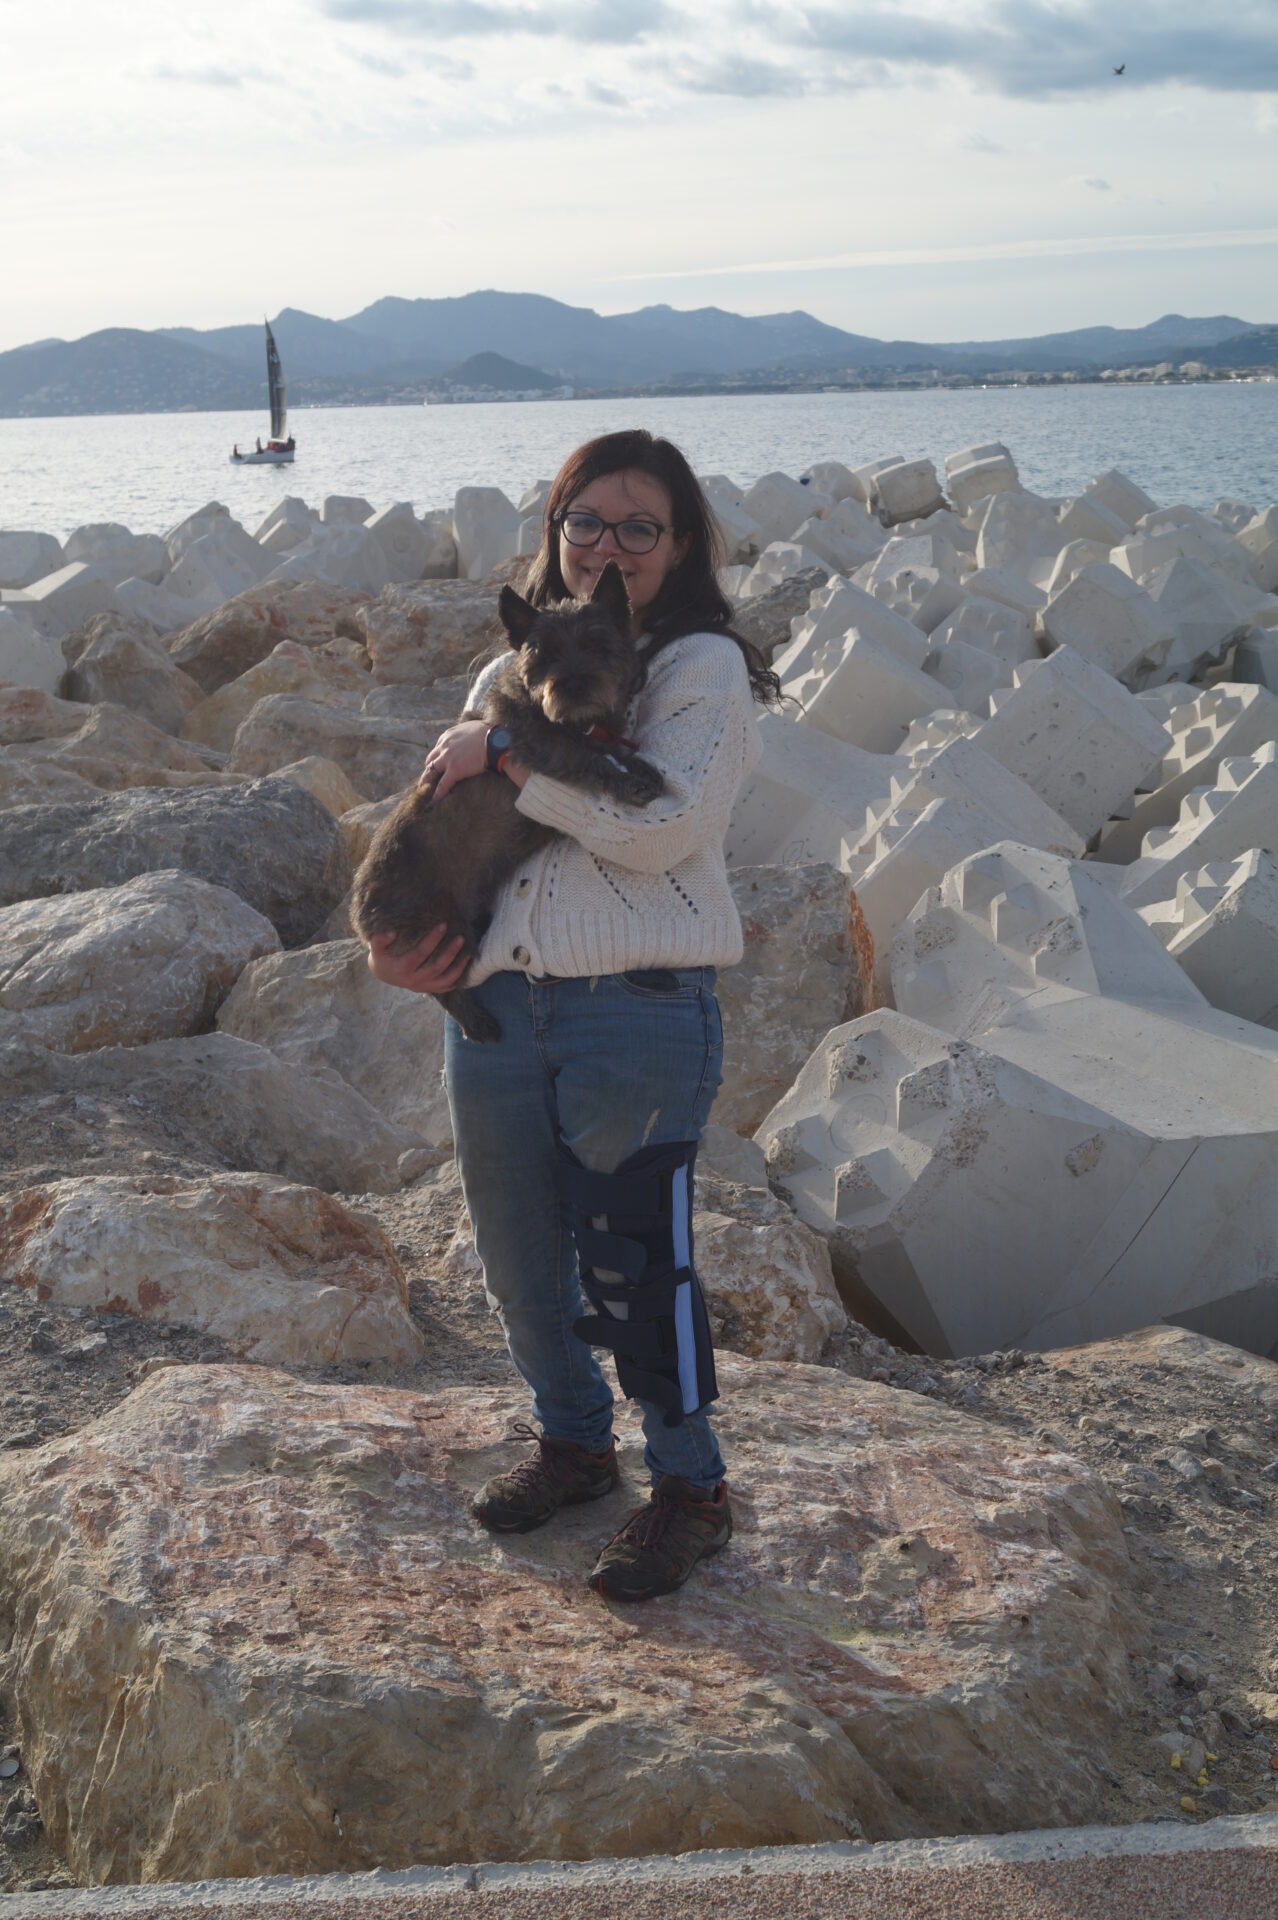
top-left (368, 430), bottom-right (777, 1601)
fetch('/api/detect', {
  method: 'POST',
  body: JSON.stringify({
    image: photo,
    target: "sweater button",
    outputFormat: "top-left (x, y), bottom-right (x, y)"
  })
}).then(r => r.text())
top-left (517, 877), bottom-right (531, 896)
top-left (512, 946), bottom-right (530, 966)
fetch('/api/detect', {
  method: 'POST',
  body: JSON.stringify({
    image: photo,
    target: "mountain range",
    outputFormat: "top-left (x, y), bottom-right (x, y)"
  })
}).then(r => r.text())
top-left (0, 292), bottom-right (1272, 418)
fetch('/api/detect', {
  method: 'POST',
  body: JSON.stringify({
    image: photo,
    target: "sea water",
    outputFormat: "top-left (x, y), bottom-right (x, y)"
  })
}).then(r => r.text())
top-left (1, 382), bottom-right (1275, 543)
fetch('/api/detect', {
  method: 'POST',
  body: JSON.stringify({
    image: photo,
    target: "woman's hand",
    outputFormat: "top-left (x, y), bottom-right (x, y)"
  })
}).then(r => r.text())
top-left (366, 926), bottom-right (469, 994)
top-left (420, 720), bottom-right (489, 802)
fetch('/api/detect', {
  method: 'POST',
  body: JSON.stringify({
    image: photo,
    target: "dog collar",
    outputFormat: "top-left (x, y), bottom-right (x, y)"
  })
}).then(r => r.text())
top-left (588, 725), bottom-right (639, 751)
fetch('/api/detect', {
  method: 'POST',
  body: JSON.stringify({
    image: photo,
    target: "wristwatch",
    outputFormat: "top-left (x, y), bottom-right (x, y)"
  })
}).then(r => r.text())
top-left (485, 726), bottom-right (514, 774)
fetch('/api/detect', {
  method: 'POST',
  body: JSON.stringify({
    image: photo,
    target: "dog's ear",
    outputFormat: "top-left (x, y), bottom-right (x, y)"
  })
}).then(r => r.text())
top-left (498, 584), bottom-right (538, 649)
top-left (590, 560), bottom-right (632, 629)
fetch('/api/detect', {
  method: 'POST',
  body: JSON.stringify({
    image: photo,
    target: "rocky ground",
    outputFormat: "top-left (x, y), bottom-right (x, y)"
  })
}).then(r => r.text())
top-left (0, 1103), bottom-right (1275, 1894)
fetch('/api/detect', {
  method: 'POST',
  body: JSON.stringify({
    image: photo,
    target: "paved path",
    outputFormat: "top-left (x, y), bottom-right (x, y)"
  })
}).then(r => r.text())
top-left (8, 1814), bottom-right (1276, 1920)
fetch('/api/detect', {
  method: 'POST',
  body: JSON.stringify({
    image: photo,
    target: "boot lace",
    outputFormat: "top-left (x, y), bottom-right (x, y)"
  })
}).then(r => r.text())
top-left (503, 1422), bottom-right (600, 1492)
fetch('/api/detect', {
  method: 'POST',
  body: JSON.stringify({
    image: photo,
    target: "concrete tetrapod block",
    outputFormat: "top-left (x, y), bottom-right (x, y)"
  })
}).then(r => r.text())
top-left (1082, 468), bottom-right (1158, 531)
top-left (756, 859), bottom-right (1278, 1357)
top-left (794, 630), bottom-right (951, 755)
top-left (1120, 742), bottom-right (1278, 910)
top-left (1237, 505), bottom-right (1278, 593)
top-left (0, 607), bottom-right (64, 694)
top-left (254, 496), bottom-right (320, 556)
top-left (859, 544), bottom-right (964, 635)
top-left (923, 633), bottom-right (1013, 713)
top-left (777, 578), bottom-right (930, 679)
top-left (1040, 563), bottom-right (1177, 686)
top-left (961, 566), bottom-right (1046, 619)
top-left (974, 491), bottom-right (1065, 575)
top-left (1096, 683), bottom-right (1278, 864)
top-left (945, 451), bottom-right (1019, 516)
top-left (8, 563), bottom-right (120, 641)
top-left (452, 486), bottom-right (520, 582)
top-left (1056, 493), bottom-right (1128, 547)
top-left (322, 494), bottom-right (376, 527)
top-left (167, 523), bottom-right (272, 602)
top-left (968, 645), bottom-right (1171, 842)
top-left (1113, 516), bottom-right (1253, 591)
top-left (847, 453), bottom-right (907, 504)
top-left (928, 594), bottom-right (1037, 666)
top-left (740, 541), bottom-right (831, 598)
top-left (742, 472), bottom-right (833, 545)
top-left (64, 524), bottom-right (170, 587)
top-left (265, 528), bottom-right (394, 596)
top-left (1043, 538), bottom-right (1115, 595)
top-left (791, 509), bottom-right (882, 576)
top-left (725, 710), bottom-right (893, 870)
top-left (1155, 849), bottom-right (1278, 1028)
top-left (852, 737), bottom-right (1085, 868)
top-left (364, 504), bottom-right (435, 584)
top-left (801, 458), bottom-right (858, 500)
top-left (869, 458), bottom-right (944, 527)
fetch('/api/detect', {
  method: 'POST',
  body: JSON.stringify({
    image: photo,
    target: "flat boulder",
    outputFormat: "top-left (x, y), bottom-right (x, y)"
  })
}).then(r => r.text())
top-left (180, 640), bottom-right (372, 755)
top-left (0, 1173), bottom-right (423, 1365)
top-left (216, 938), bottom-right (451, 1150)
top-left (226, 693), bottom-right (441, 798)
top-left (167, 582), bottom-right (373, 694)
top-left (0, 870), bottom-right (279, 1052)
top-left (0, 1358), bottom-right (1137, 1883)
top-left (0, 776), bottom-right (350, 946)
top-left (357, 581), bottom-right (500, 686)
top-left (3, 696), bottom-right (220, 791)
top-left (60, 613), bottom-right (204, 735)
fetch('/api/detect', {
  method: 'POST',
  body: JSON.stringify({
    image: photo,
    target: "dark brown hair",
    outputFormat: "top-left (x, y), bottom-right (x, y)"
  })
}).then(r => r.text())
top-left (522, 429), bottom-right (780, 706)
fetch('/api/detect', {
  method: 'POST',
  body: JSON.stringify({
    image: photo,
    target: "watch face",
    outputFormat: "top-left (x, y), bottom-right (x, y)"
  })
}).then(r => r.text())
top-left (486, 726), bottom-right (513, 770)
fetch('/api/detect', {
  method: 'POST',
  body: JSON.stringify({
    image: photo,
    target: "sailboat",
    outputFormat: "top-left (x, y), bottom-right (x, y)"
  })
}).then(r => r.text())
top-left (229, 320), bottom-right (296, 465)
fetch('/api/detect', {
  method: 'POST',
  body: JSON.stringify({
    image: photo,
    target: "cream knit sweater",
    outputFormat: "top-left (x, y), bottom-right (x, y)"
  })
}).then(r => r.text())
top-left (463, 629), bottom-right (760, 985)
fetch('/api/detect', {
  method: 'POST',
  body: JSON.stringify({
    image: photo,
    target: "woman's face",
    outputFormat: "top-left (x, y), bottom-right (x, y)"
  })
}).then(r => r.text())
top-left (557, 468), bottom-right (688, 620)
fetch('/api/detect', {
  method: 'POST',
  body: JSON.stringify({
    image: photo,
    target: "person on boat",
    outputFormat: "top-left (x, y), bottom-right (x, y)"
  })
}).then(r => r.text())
top-left (367, 429), bottom-right (779, 1601)
top-left (233, 444), bottom-right (240, 458)
top-left (286, 435), bottom-right (295, 451)
top-left (256, 438), bottom-right (262, 454)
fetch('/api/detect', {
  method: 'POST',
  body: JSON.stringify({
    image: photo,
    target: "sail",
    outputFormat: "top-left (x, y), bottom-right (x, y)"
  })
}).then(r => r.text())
top-left (265, 320), bottom-right (287, 441)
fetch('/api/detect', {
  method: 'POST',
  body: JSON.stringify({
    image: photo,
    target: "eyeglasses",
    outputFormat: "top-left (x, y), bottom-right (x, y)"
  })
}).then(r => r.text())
top-left (554, 509), bottom-right (671, 555)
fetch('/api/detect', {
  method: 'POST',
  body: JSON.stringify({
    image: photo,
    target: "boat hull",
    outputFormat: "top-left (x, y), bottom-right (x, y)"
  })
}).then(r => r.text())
top-left (229, 450), bottom-right (295, 465)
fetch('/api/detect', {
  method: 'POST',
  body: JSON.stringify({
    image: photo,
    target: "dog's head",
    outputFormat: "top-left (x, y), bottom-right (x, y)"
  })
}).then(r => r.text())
top-left (498, 563), bottom-right (642, 728)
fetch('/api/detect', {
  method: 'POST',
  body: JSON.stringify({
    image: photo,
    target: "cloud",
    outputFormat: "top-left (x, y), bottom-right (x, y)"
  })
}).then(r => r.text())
top-left (319, 0), bottom-right (677, 44)
top-left (656, 52), bottom-right (809, 97)
top-left (776, 2), bottom-right (1278, 99)
top-left (1077, 176), bottom-right (1112, 190)
top-left (149, 63), bottom-right (257, 87)
top-left (959, 131), bottom-right (1006, 153)
top-left (583, 79), bottom-right (631, 107)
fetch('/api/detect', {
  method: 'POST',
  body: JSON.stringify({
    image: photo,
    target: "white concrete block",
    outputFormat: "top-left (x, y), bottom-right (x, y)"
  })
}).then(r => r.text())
top-left (1056, 494), bottom-right (1127, 547)
top-left (167, 524), bottom-right (271, 604)
top-left (725, 710), bottom-right (894, 870)
top-left (517, 480), bottom-right (552, 517)
top-left (0, 530), bottom-right (64, 590)
top-left (0, 605), bottom-right (65, 693)
top-left (452, 486), bottom-right (520, 582)
top-left (757, 844), bottom-right (1278, 1357)
top-left (1082, 468), bottom-right (1158, 530)
top-left (415, 509), bottom-right (459, 580)
top-left (1208, 499), bottom-right (1256, 535)
top-left (1237, 505), bottom-right (1278, 594)
top-left (801, 461), bottom-right (858, 501)
top-left (1121, 742), bottom-right (1278, 910)
top-left (963, 568), bottom-right (1046, 619)
top-left (322, 495), bottom-right (375, 527)
top-left (114, 576), bottom-right (218, 635)
top-left (164, 504), bottom-right (231, 566)
top-left (1142, 555), bottom-right (1260, 685)
top-left (792, 631), bottom-right (948, 754)
top-left (1230, 631), bottom-right (1278, 694)
top-left (1113, 516), bottom-right (1253, 591)
top-left (254, 497), bottom-right (320, 556)
top-left (790, 512), bottom-right (876, 576)
top-left (1097, 684), bottom-right (1278, 865)
top-left (776, 578), bottom-right (930, 681)
top-left (1040, 563), bottom-right (1177, 686)
top-left (972, 646), bottom-right (1170, 841)
top-left (855, 737), bottom-right (1084, 868)
top-left (1159, 849), bottom-right (1278, 1028)
top-left (740, 542), bottom-right (831, 599)
top-left (64, 524), bottom-right (169, 587)
top-left (264, 527), bottom-right (394, 596)
top-left (923, 633), bottom-right (1013, 713)
top-left (889, 507), bottom-right (977, 556)
top-left (975, 492), bottom-right (1065, 574)
top-left (700, 475), bottom-right (762, 563)
top-left (945, 441), bottom-right (1011, 477)
top-left (364, 504), bottom-right (435, 584)
top-left (1043, 539), bottom-right (1115, 595)
top-left (742, 472), bottom-right (834, 545)
top-left (928, 595), bottom-right (1037, 667)
top-left (861, 538), bottom-right (964, 634)
top-left (847, 455), bottom-right (907, 505)
top-left (8, 562), bottom-right (119, 641)
top-left (945, 450), bottom-right (1020, 516)
top-left (869, 458), bottom-right (944, 527)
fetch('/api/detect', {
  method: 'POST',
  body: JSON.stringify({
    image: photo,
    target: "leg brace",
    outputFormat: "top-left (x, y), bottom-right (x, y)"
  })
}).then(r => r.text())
top-left (560, 1139), bottom-right (718, 1428)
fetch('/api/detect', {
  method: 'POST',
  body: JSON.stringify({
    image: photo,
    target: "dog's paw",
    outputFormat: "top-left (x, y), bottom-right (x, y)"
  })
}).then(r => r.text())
top-left (619, 756), bottom-right (666, 805)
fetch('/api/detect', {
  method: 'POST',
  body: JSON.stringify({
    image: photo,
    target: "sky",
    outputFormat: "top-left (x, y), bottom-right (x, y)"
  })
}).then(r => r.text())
top-left (1, 0), bottom-right (1277, 353)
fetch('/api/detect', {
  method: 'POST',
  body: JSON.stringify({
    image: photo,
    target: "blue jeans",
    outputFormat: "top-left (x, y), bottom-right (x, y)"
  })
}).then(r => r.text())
top-left (444, 967), bottom-right (727, 1491)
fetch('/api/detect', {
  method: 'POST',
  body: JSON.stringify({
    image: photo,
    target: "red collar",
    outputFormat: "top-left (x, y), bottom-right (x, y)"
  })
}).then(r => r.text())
top-left (588, 724), bottom-right (639, 751)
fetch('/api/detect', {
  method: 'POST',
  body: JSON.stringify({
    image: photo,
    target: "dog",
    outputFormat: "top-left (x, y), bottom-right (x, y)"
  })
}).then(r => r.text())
top-left (351, 562), bottom-right (666, 1042)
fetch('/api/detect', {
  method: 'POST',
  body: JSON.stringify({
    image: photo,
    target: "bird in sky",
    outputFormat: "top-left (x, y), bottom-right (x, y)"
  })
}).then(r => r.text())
top-left (1113, 63), bottom-right (1126, 74)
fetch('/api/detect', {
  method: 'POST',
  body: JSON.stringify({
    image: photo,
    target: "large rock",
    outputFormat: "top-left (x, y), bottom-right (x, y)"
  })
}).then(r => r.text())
top-left (0, 754), bottom-right (98, 808)
top-left (715, 865), bottom-right (873, 1133)
top-left (216, 939), bottom-right (451, 1149)
top-left (0, 1174), bottom-right (423, 1365)
top-left (728, 567), bottom-right (827, 661)
top-left (357, 581), bottom-right (501, 687)
top-left (0, 871), bottom-right (279, 1053)
top-left (180, 641), bottom-right (372, 754)
top-left (0, 1032), bottom-right (431, 1194)
top-left (0, 777), bottom-right (349, 946)
top-left (168, 583), bottom-right (373, 694)
top-left (694, 1183), bottom-right (847, 1360)
top-left (226, 693), bottom-right (442, 798)
top-left (60, 613), bottom-right (204, 735)
top-left (0, 1359), bottom-right (1137, 1882)
top-left (2, 695), bottom-right (220, 791)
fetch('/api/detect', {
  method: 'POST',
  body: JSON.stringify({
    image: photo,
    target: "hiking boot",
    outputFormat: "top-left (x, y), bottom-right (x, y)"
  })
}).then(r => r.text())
top-left (472, 1423), bottom-right (619, 1534)
top-left (587, 1475), bottom-right (732, 1601)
